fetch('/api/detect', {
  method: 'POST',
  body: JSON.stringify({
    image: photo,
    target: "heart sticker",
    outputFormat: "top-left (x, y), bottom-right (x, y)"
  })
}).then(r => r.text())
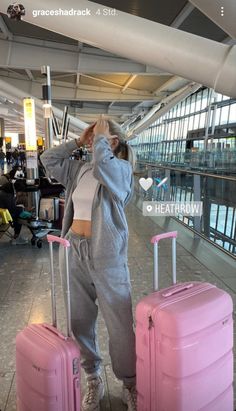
top-left (139, 177), bottom-right (153, 191)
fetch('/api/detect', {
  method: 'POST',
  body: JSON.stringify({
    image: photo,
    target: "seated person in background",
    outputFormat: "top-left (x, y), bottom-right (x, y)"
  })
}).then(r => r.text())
top-left (1, 166), bottom-right (21, 182)
top-left (0, 173), bottom-right (11, 186)
top-left (14, 166), bottom-right (25, 179)
top-left (0, 180), bottom-right (28, 245)
top-left (38, 156), bottom-right (64, 197)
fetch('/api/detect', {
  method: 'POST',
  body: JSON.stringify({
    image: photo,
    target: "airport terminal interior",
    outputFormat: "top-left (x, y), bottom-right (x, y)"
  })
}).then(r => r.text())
top-left (0, 0), bottom-right (236, 410)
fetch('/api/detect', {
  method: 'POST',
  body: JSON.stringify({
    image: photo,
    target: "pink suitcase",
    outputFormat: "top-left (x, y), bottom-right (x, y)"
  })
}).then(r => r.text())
top-left (136, 231), bottom-right (233, 411)
top-left (16, 235), bottom-right (81, 411)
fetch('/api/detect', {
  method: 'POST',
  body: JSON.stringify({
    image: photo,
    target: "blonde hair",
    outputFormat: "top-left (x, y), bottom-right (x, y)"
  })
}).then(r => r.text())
top-left (107, 119), bottom-right (136, 170)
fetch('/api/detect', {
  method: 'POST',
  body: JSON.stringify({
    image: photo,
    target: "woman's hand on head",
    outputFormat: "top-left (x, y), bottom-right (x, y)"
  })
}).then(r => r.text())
top-left (93, 116), bottom-right (110, 138)
top-left (78, 123), bottom-right (95, 146)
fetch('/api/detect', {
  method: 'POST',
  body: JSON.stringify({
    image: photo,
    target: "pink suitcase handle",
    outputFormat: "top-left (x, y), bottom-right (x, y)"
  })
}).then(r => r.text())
top-left (47, 234), bottom-right (70, 248)
top-left (151, 231), bottom-right (177, 244)
top-left (162, 283), bottom-right (193, 297)
top-left (47, 235), bottom-right (72, 338)
top-left (42, 324), bottom-right (67, 340)
top-left (151, 231), bottom-right (178, 291)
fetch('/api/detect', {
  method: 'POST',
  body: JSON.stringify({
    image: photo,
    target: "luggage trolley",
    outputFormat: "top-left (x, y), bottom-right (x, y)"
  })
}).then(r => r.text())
top-left (17, 182), bottom-right (62, 248)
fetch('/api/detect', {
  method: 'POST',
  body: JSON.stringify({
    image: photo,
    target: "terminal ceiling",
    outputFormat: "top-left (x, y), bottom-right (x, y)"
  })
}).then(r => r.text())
top-left (0, 0), bottom-right (235, 134)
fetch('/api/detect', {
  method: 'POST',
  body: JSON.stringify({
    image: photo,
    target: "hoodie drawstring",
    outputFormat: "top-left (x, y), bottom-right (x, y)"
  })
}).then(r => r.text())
top-left (77, 237), bottom-right (90, 260)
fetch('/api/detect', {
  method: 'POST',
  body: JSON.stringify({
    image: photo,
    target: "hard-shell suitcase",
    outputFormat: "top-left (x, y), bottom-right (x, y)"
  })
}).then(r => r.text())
top-left (136, 231), bottom-right (233, 411)
top-left (16, 235), bottom-right (81, 411)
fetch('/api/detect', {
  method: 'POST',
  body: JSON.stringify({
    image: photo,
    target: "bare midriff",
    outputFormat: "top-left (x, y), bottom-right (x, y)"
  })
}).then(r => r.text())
top-left (70, 219), bottom-right (92, 238)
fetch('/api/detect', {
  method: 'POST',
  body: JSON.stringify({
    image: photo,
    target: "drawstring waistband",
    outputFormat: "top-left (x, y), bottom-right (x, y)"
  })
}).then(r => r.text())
top-left (67, 230), bottom-right (91, 260)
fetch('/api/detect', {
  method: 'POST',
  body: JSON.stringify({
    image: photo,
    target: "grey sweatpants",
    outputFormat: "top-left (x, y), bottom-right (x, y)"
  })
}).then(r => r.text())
top-left (59, 230), bottom-right (136, 386)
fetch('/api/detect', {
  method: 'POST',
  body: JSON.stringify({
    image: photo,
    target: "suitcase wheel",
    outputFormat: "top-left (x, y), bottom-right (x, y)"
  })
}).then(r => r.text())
top-left (37, 239), bottom-right (42, 248)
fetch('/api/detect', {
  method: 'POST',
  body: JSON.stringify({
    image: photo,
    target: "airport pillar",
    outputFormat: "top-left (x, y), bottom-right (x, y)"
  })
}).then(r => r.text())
top-left (23, 97), bottom-right (39, 217)
top-left (41, 65), bottom-right (53, 149)
top-left (0, 118), bottom-right (5, 148)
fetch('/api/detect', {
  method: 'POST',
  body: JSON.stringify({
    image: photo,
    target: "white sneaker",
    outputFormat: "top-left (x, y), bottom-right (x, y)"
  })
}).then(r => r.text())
top-left (82, 376), bottom-right (104, 411)
top-left (11, 236), bottom-right (28, 245)
top-left (122, 385), bottom-right (137, 411)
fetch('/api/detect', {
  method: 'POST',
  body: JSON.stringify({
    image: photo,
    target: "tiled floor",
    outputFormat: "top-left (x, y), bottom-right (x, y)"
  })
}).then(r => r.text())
top-left (0, 201), bottom-right (235, 410)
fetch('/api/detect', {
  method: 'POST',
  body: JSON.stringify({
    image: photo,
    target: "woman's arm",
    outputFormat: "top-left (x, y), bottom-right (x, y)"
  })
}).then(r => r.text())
top-left (92, 132), bottom-right (132, 203)
top-left (40, 124), bottom-right (95, 186)
top-left (40, 140), bottom-right (79, 187)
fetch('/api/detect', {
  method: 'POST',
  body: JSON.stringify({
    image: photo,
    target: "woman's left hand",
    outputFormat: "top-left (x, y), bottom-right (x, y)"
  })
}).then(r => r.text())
top-left (93, 116), bottom-right (110, 138)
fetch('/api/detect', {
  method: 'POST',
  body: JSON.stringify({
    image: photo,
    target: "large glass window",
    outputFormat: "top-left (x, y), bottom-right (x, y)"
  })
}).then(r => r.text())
top-left (188, 116), bottom-right (194, 131)
top-left (193, 114), bottom-right (200, 129)
top-left (189, 95), bottom-right (196, 114)
top-left (182, 118), bottom-right (189, 138)
top-left (201, 89), bottom-right (210, 110)
top-left (216, 93), bottom-right (222, 102)
top-left (228, 103), bottom-right (236, 123)
top-left (199, 112), bottom-right (206, 129)
top-left (195, 91), bottom-right (202, 112)
top-left (185, 97), bottom-right (191, 115)
top-left (220, 105), bottom-right (230, 125)
top-left (214, 107), bottom-right (221, 126)
top-left (180, 101), bottom-right (185, 117)
top-left (130, 88), bottom-right (235, 169)
top-left (176, 103), bottom-right (181, 118)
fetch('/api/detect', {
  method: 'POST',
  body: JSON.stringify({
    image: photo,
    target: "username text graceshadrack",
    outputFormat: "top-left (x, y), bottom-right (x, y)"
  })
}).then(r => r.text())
top-left (32, 8), bottom-right (91, 18)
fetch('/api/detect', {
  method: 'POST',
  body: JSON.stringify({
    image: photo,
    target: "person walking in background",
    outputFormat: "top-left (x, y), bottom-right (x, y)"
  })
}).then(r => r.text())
top-left (0, 148), bottom-right (6, 172)
top-left (41, 117), bottom-right (137, 411)
top-left (19, 150), bottom-right (26, 167)
top-left (12, 149), bottom-right (19, 167)
top-left (6, 150), bottom-right (12, 165)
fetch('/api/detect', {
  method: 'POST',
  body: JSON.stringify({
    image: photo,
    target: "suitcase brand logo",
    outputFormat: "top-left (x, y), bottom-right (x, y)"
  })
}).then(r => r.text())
top-left (32, 364), bottom-right (41, 372)
top-left (139, 178), bottom-right (153, 191)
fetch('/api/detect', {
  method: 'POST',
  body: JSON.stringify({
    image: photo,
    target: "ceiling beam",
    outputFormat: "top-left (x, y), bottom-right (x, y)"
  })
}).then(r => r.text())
top-left (2, 0), bottom-right (233, 96)
top-left (81, 73), bottom-right (123, 89)
top-left (128, 83), bottom-right (201, 137)
top-left (0, 75), bottom-right (156, 102)
top-left (74, 73), bottom-right (81, 98)
top-left (108, 102), bottom-right (114, 109)
top-left (0, 15), bottom-right (12, 39)
top-left (25, 69), bottom-right (34, 80)
top-left (222, 37), bottom-right (236, 46)
top-left (0, 36), bottom-right (165, 74)
top-left (75, 73), bottom-right (80, 87)
top-left (171, 3), bottom-right (195, 28)
top-left (121, 74), bottom-right (137, 93)
top-left (51, 73), bottom-right (75, 80)
top-left (108, 74), bottom-right (138, 112)
top-left (55, 103), bottom-right (134, 116)
top-left (152, 76), bottom-right (190, 96)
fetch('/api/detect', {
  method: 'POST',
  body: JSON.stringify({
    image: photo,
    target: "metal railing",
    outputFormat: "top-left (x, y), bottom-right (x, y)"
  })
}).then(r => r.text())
top-left (135, 149), bottom-right (236, 175)
top-left (134, 162), bottom-right (236, 256)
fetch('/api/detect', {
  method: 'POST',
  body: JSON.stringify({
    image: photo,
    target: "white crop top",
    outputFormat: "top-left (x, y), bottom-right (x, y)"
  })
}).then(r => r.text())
top-left (72, 169), bottom-right (98, 221)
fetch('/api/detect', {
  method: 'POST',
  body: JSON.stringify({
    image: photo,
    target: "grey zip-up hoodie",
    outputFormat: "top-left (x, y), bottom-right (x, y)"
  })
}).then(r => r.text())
top-left (40, 134), bottom-right (133, 269)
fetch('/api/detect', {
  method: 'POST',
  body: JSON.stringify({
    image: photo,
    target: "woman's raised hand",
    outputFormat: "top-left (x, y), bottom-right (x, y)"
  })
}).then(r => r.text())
top-left (77, 116), bottom-right (110, 147)
top-left (78, 123), bottom-right (95, 146)
top-left (93, 116), bottom-right (110, 138)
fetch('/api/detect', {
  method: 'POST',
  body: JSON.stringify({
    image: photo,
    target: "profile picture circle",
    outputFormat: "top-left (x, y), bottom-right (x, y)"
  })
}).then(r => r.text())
top-left (7, 3), bottom-right (25, 20)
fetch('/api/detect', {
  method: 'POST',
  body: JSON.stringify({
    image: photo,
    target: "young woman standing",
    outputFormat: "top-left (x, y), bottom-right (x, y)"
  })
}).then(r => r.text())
top-left (41, 117), bottom-right (137, 411)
